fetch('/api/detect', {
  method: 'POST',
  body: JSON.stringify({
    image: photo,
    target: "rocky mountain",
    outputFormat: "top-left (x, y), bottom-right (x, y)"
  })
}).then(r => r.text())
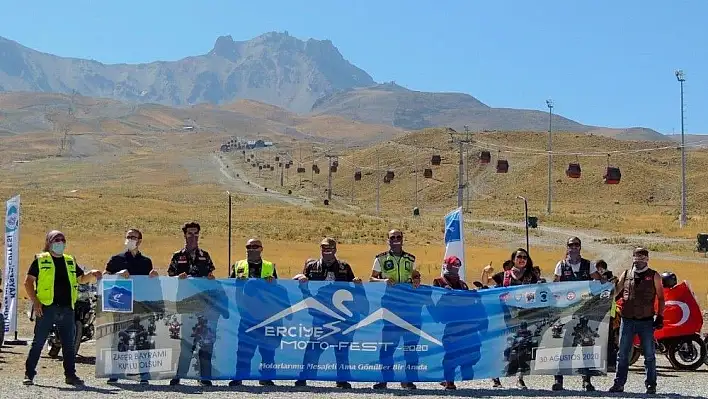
top-left (0, 32), bottom-right (666, 140)
top-left (0, 32), bottom-right (374, 113)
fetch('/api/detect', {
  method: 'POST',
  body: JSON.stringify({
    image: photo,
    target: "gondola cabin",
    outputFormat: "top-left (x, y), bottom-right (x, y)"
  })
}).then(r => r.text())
top-left (354, 171), bottom-right (362, 181)
top-left (604, 167), bottom-right (621, 184)
top-left (275, 156), bottom-right (280, 162)
top-left (313, 166), bottom-right (320, 174)
top-left (312, 164), bottom-right (318, 171)
top-left (332, 160), bottom-right (339, 168)
top-left (383, 175), bottom-right (392, 184)
top-left (258, 166), bottom-right (263, 170)
top-left (431, 155), bottom-right (442, 166)
top-left (285, 164), bottom-right (291, 169)
top-left (330, 165), bottom-right (337, 173)
top-left (496, 159), bottom-right (509, 173)
top-left (423, 168), bottom-right (433, 178)
top-left (479, 151), bottom-right (491, 164)
top-left (566, 163), bottom-right (581, 178)
top-left (297, 167), bottom-right (306, 173)
top-left (386, 170), bottom-right (395, 180)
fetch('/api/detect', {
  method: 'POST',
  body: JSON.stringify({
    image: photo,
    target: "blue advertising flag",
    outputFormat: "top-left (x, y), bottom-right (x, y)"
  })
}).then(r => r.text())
top-left (443, 207), bottom-right (465, 279)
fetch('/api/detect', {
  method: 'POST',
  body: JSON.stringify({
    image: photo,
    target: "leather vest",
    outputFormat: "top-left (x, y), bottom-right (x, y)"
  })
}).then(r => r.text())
top-left (559, 258), bottom-right (591, 282)
top-left (621, 268), bottom-right (657, 320)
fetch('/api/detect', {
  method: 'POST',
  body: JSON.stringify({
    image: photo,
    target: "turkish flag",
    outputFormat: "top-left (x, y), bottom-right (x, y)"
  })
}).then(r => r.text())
top-left (656, 281), bottom-right (704, 340)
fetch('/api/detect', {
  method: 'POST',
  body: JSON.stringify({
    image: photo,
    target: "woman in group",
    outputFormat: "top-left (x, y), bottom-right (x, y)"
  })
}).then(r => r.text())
top-left (491, 248), bottom-right (538, 389)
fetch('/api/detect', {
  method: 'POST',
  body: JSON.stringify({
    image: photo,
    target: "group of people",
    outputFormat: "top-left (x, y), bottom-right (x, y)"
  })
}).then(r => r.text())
top-left (21, 223), bottom-right (666, 394)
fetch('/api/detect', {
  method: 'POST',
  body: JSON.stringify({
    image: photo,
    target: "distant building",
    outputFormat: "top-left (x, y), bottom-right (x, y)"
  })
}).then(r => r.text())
top-left (245, 139), bottom-right (274, 149)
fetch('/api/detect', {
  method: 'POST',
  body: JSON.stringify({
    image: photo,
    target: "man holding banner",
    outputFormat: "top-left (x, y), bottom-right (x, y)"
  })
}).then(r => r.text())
top-left (370, 229), bottom-right (427, 390)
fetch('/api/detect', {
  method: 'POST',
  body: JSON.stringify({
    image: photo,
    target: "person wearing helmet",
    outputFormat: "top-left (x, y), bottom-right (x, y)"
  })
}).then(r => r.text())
top-left (661, 272), bottom-right (677, 289)
top-left (552, 237), bottom-right (601, 392)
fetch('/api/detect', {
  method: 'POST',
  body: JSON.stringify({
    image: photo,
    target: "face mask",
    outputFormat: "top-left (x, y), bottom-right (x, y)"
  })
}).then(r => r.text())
top-left (125, 239), bottom-right (138, 251)
top-left (51, 242), bottom-right (65, 255)
top-left (633, 255), bottom-right (649, 271)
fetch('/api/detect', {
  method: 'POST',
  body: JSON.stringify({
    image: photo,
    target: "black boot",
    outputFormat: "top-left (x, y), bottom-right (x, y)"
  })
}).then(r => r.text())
top-left (583, 376), bottom-right (595, 391)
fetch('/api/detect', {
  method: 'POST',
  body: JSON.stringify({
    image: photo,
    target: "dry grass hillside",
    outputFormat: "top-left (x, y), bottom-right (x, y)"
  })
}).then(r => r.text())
top-left (229, 128), bottom-right (708, 239)
top-left (0, 92), bottom-right (406, 145)
top-left (1, 126), bottom-right (708, 306)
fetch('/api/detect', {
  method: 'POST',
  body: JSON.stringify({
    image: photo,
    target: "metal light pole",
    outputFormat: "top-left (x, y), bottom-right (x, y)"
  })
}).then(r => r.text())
top-left (675, 70), bottom-right (688, 228)
top-left (376, 156), bottom-right (381, 216)
top-left (457, 140), bottom-right (464, 208)
top-left (517, 195), bottom-right (530, 254)
top-left (227, 191), bottom-right (232, 277)
top-left (464, 125), bottom-right (471, 212)
top-left (546, 99), bottom-right (554, 215)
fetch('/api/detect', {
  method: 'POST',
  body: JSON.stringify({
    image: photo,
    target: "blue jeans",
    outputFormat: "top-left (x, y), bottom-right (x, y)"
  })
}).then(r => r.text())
top-left (25, 304), bottom-right (77, 379)
top-left (614, 317), bottom-right (656, 387)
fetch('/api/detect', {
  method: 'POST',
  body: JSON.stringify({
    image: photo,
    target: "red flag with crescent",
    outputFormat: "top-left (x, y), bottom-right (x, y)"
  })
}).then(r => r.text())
top-left (655, 281), bottom-right (703, 340)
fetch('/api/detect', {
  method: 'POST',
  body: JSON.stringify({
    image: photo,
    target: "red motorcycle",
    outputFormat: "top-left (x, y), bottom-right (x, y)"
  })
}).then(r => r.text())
top-left (615, 276), bottom-right (706, 370)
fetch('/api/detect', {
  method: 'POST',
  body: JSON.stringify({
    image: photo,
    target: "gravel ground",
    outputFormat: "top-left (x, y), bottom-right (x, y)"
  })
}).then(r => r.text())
top-left (1, 340), bottom-right (706, 399)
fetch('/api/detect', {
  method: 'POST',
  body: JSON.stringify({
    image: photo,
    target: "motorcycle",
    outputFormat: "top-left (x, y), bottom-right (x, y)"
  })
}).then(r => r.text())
top-left (148, 321), bottom-right (156, 336)
top-left (615, 280), bottom-right (706, 370)
top-left (704, 333), bottom-right (708, 366)
top-left (46, 282), bottom-right (98, 358)
top-left (169, 321), bottom-right (182, 339)
top-left (118, 329), bottom-right (155, 352)
top-left (551, 323), bottom-right (564, 339)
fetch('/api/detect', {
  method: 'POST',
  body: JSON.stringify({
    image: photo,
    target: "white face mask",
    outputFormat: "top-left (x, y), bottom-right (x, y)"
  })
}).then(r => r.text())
top-left (125, 239), bottom-right (138, 251)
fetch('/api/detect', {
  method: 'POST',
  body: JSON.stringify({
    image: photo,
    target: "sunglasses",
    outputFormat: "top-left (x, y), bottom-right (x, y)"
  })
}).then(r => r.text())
top-left (515, 255), bottom-right (528, 260)
top-left (321, 246), bottom-right (335, 251)
top-left (126, 236), bottom-right (140, 240)
top-left (389, 235), bottom-right (403, 240)
top-left (246, 245), bottom-right (261, 250)
top-left (52, 237), bottom-right (66, 243)
top-left (567, 243), bottom-right (580, 248)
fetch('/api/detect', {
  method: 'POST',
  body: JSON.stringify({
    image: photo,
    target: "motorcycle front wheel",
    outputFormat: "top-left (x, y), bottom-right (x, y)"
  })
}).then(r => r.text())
top-left (667, 335), bottom-right (707, 371)
top-left (629, 346), bottom-right (641, 366)
top-left (73, 320), bottom-right (83, 357)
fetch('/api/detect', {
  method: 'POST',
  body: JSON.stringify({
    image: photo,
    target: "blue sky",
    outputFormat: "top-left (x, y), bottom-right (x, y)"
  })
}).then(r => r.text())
top-left (2, 1), bottom-right (706, 134)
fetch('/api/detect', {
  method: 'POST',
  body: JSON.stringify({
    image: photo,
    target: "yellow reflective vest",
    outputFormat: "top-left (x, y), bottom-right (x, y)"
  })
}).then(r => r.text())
top-left (34, 252), bottom-right (79, 309)
top-left (233, 259), bottom-right (275, 278)
top-left (376, 251), bottom-right (416, 283)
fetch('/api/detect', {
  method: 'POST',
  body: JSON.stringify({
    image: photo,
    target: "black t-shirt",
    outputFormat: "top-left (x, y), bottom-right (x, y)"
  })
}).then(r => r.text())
top-left (229, 260), bottom-right (279, 279)
top-left (28, 255), bottom-right (85, 307)
top-left (302, 259), bottom-right (355, 282)
top-left (167, 248), bottom-right (215, 277)
top-left (105, 251), bottom-right (154, 276)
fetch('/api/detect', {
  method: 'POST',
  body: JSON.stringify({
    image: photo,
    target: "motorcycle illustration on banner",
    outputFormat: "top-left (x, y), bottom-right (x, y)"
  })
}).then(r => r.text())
top-left (616, 278), bottom-right (706, 370)
top-left (93, 276), bottom-right (614, 382)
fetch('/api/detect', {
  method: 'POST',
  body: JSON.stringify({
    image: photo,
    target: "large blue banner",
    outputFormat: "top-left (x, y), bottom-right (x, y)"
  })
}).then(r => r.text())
top-left (94, 277), bottom-right (613, 382)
